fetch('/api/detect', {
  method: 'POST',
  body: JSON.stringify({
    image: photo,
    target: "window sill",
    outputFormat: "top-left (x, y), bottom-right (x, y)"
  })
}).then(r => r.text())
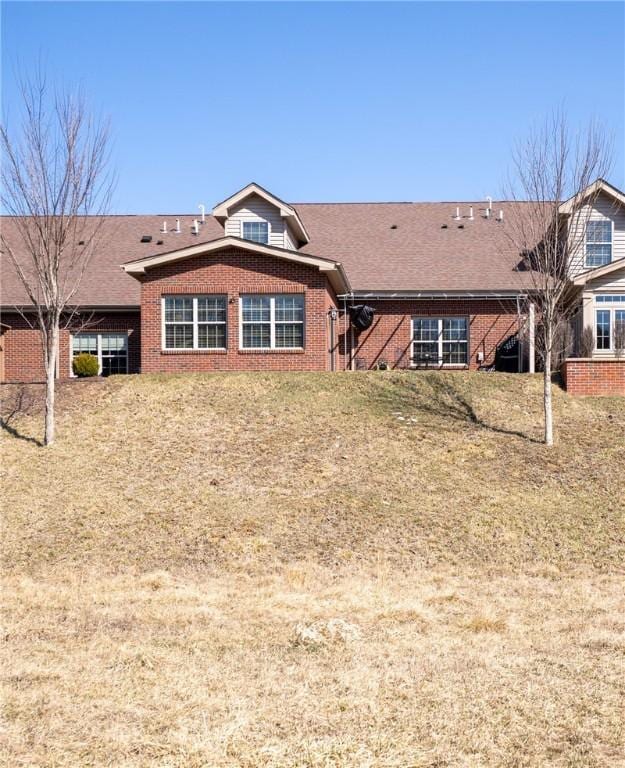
top-left (409, 363), bottom-right (469, 369)
top-left (238, 348), bottom-right (305, 354)
top-left (161, 348), bottom-right (227, 355)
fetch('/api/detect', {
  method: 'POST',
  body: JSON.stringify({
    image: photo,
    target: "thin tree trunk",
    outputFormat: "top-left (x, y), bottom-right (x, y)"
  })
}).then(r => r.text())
top-left (44, 324), bottom-right (58, 446)
top-left (543, 347), bottom-right (553, 447)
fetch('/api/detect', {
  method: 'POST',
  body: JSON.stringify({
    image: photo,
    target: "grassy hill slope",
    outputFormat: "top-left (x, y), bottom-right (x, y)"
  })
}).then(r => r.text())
top-left (2, 372), bottom-right (624, 767)
top-left (3, 371), bottom-right (624, 574)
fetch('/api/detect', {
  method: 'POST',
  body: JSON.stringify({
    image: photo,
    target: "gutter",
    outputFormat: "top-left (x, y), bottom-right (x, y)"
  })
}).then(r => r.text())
top-left (337, 291), bottom-right (531, 300)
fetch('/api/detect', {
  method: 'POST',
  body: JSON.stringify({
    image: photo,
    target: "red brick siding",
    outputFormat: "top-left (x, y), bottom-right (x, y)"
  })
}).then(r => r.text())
top-left (561, 359), bottom-right (625, 396)
top-left (138, 248), bottom-right (333, 372)
top-left (1, 295), bottom-right (523, 380)
top-left (0, 312), bottom-right (140, 383)
top-left (344, 299), bottom-right (520, 370)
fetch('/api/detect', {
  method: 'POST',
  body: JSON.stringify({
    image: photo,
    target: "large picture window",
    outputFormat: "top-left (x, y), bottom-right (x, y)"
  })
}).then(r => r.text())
top-left (411, 317), bottom-right (468, 366)
top-left (585, 220), bottom-right (612, 267)
top-left (72, 332), bottom-right (128, 375)
top-left (163, 295), bottom-right (227, 350)
top-left (240, 295), bottom-right (304, 349)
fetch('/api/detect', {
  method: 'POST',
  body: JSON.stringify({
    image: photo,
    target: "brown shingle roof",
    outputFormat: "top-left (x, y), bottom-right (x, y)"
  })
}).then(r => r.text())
top-left (296, 202), bottom-right (534, 292)
top-left (0, 215), bottom-right (224, 307)
top-left (1, 201), bottom-right (535, 307)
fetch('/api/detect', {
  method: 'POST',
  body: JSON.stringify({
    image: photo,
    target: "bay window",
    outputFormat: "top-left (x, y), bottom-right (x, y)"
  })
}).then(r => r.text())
top-left (240, 294), bottom-right (304, 349)
top-left (163, 295), bottom-right (227, 350)
top-left (412, 317), bottom-right (468, 366)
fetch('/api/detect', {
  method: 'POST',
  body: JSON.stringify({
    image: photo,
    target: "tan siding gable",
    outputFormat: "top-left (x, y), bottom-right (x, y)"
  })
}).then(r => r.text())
top-left (283, 223), bottom-right (299, 250)
top-left (224, 194), bottom-right (288, 248)
top-left (568, 192), bottom-right (625, 277)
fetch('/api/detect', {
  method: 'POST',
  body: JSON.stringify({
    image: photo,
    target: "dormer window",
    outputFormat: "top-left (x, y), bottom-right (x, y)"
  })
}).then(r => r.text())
top-left (242, 221), bottom-right (269, 244)
top-left (585, 220), bottom-right (612, 267)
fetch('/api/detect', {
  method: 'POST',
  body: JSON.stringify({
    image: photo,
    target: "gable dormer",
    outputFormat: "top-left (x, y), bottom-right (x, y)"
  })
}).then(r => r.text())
top-left (212, 183), bottom-right (309, 250)
top-left (560, 179), bottom-right (625, 277)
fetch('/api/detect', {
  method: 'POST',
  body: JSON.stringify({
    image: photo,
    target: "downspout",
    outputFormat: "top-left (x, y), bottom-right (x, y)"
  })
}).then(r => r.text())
top-left (329, 308), bottom-right (336, 372)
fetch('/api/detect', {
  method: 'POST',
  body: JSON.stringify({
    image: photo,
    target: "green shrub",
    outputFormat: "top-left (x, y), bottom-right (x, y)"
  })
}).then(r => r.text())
top-left (72, 353), bottom-right (99, 377)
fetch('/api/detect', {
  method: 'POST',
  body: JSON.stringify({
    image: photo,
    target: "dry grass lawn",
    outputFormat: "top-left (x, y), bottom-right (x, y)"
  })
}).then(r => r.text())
top-left (1, 372), bottom-right (624, 767)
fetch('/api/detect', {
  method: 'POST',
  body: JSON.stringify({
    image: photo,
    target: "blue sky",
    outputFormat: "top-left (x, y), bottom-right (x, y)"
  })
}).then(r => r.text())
top-left (2, 1), bottom-right (624, 212)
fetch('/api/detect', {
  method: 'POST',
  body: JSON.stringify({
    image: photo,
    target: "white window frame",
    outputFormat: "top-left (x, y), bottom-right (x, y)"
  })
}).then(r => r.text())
top-left (70, 331), bottom-right (128, 376)
top-left (161, 295), bottom-right (227, 351)
top-left (585, 219), bottom-right (614, 268)
top-left (241, 220), bottom-right (270, 245)
top-left (594, 294), bottom-right (625, 352)
top-left (410, 316), bottom-right (469, 367)
top-left (239, 294), bottom-right (305, 351)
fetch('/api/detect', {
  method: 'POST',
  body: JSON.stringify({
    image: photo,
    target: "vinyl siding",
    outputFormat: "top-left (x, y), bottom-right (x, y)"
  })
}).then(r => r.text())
top-left (283, 224), bottom-right (299, 250)
top-left (224, 194), bottom-right (289, 248)
top-left (568, 192), bottom-right (625, 277)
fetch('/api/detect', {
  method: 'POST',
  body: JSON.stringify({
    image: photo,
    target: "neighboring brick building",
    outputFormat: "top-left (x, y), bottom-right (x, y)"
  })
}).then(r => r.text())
top-left (1, 180), bottom-right (624, 392)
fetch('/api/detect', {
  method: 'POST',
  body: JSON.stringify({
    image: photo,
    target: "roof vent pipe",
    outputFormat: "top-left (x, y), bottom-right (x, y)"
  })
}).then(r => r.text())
top-left (161, 220), bottom-right (168, 233)
top-left (468, 206), bottom-right (474, 221)
top-left (175, 218), bottom-right (181, 233)
top-left (497, 210), bottom-right (504, 222)
top-left (453, 207), bottom-right (461, 220)
top-left (192, 220), bottom-right (199, 236)
top-left (198, 204), bottom-right (205, 224)
top-left (486, 196), bottom-right (492, 212)
top-left (485, 208), bottom-right (490, 219)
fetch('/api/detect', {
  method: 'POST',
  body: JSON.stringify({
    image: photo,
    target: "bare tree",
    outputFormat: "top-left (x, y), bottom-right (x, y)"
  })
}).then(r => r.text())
top-left (1, 73), bottom-right (113, 445)
top-left (504, 112), bottom-right (611, 446)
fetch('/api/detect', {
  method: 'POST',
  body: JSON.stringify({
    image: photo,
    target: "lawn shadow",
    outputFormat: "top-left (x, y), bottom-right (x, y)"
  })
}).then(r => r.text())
top-left (0, 386), bottom-right (43, 446)
top-left (379, 373), bottom-right (543, 444)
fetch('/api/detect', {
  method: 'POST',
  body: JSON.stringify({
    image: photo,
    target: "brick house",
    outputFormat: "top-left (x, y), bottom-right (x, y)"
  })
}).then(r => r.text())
top-left (1, 180), bottom-right (624, 392)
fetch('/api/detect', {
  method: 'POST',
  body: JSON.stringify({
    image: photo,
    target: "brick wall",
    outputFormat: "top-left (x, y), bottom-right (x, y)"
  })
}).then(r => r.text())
top-left (138, 248), bottom-right (337, 372)
top-left (1, 295), bottom-right (524, 380)
top-left (342, 299), bottom-right (520, 370)
top-left (0, 311), bottom-right (140, 383)
top-left (561, 358), bottom-right (625, 396)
